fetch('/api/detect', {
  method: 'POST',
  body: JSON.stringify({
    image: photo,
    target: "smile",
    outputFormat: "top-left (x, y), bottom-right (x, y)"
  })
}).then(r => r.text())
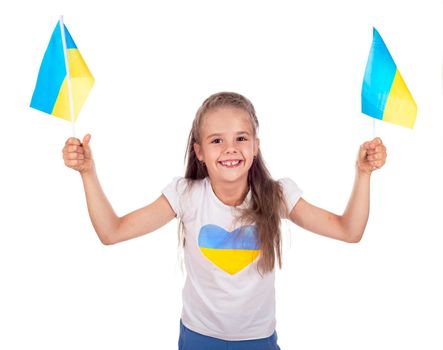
top-left (219, 160), bottom-right (242, 168)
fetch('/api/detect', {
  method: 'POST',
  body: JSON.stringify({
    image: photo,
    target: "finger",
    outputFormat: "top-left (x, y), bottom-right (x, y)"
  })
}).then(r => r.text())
top-left (65, 137), bottom-right (81, 146)
top-left (367, 161), bottom-right (378, 170)
top-left (67, 145), bottom-right (84, 153)
top-left (373, 149), bottom-right (387, 161)
top-left (65, 159), bottom-right (82, 167)
top-left (368, 138), bottom-right (383, 150)
top-left (65, 152), bottom-right (85, 160)
top-left (375, 142), bottom-right (386, 152)
top-left (369, 159), bottom-right (385, 168)
top-left (372, 137), bottom-right (382, 145)
top-left (373, 145), bottom-right (382, 153)
top-left (369, 152), bottom-right (385, 161)
top-left (62, 145), bottom-right (83, 155)
top-left (63, 152), bottom-right (83, 161)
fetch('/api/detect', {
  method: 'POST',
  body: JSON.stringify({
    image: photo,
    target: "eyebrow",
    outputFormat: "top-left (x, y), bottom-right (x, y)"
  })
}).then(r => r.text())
top-left (206, 131), bottom-right (252, 140)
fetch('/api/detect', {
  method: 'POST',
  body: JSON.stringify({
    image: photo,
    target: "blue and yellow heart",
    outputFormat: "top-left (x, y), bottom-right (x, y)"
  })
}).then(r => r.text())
top-left (198, 224), bottom-right (260, 275)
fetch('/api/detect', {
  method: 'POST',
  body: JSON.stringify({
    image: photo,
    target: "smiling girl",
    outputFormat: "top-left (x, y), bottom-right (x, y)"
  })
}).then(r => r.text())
top-left (63, 91), bottom-right (387, 349)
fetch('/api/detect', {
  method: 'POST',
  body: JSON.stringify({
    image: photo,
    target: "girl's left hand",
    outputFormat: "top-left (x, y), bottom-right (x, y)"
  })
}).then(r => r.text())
top-left (357, 137), bottom-right (387, 175)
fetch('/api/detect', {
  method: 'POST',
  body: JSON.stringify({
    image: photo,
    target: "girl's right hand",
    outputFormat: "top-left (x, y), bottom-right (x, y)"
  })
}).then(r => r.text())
top-left (62, 134), bottom-right (94, 174)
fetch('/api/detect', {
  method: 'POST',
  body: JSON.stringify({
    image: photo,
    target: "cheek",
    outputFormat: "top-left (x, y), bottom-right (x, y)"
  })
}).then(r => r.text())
top-left (244, 144), bottom-right (256, 156)
top-left (204, 148), bottom-right (219, 161)
top-left (240, 147), bottom-right (255, 164)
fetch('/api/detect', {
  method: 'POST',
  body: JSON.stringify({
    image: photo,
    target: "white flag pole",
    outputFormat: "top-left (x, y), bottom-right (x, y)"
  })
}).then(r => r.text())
top-left (373, 118), bottom-right (376, 140)
top-left (59, 15), bottom-right (76, 138)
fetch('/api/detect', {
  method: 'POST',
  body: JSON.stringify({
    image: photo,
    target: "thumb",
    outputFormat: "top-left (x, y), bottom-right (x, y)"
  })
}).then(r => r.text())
top-left (82, 133), bottom-right (91, 145)
top-left (82, 134), bottom-right (92, 154)
top-left (358, 141), bottom-right (369, 161)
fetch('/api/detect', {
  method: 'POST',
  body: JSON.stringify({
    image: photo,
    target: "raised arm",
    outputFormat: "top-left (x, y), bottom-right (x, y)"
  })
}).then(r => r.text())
top-left (63, 134), bottom-right (176, 245)
top-left (289, 138), bottom-right (387, 243)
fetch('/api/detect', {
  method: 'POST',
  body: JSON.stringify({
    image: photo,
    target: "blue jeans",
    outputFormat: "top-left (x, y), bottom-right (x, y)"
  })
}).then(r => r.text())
top-left (178, 320), bottom-right (281, 350)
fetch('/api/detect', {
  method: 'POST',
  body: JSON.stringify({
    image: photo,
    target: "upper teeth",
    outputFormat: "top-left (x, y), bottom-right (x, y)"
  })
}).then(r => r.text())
top-left (221, 160), bottom-right (240, 166)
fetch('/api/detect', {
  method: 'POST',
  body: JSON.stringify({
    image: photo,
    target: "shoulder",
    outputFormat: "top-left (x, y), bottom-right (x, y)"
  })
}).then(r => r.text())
top-left (162, 176), bottom-right (188, 194)
top-left (277, 177), bottom-right (303, 218)
top-left (162, 176), bottom-right (206, 197)
top-left (277, 177), bottom-right (302, 194)
top-left (161, 177), bottom-right (206, 218)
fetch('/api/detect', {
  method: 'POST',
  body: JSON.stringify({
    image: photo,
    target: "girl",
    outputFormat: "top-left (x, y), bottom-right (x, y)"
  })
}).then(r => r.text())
top-left (63, 92), bottom-right (387, 349)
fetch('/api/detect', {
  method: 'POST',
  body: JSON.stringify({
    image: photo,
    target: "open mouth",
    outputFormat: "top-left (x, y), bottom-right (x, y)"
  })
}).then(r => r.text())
top-left (219, 160), bottom-right (243, 168)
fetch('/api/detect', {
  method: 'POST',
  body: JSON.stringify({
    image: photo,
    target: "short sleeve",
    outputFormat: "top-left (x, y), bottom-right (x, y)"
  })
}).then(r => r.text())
top-left (161, 177), bottom-right (188, 219)
top-left (279, 177), bottom-right (303, 218)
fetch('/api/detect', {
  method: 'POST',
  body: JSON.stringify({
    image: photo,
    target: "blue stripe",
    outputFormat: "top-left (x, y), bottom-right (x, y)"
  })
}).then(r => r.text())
top-left (198, 225), bottom-right (259, 250)
top-left (361, 27), bottom-right (396, 119)
top-left (30, 22), bottom-right (77, 114)
top-left (63, 24), bottom-right (77, 49)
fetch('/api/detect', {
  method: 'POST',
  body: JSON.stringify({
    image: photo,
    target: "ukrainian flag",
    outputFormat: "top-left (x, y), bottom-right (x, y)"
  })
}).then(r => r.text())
top-left (198, 225), bottom-right (260, 275)
top-left (362, 28), bottom-right (417, 128)
top-left (30, 21), bottom-right (94, 121)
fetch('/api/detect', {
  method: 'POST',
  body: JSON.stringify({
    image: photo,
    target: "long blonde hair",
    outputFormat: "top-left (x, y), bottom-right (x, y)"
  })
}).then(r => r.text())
top-left (182, 92), bottom-right (286, 273)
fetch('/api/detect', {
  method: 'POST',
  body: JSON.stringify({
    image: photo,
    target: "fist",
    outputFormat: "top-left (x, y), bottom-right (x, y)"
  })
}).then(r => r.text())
top-left (62, 134), bottom-right (94, 174)
top-left (357, 137), bottom-right (387, 174)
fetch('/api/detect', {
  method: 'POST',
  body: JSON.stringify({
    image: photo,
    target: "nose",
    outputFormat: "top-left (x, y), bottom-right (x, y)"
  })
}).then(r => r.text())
top-left (223, 140), bottom-right (237, 154)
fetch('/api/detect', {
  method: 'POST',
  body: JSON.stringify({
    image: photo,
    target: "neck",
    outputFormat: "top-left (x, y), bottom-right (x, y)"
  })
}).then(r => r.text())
top-left (209, 178), bottom-right (249, 206)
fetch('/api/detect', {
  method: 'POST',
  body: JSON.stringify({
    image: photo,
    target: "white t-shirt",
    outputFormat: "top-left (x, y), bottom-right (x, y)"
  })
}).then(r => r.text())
top-left (162, 177), bottom-right (302, 340)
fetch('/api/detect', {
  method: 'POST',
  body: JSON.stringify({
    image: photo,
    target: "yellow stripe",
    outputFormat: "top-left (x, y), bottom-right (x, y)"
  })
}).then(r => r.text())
top-left (383, 70), bottom-right (417, 128)
top-left (52, 49), bottom-right (94, 121)
top-left (200, 248), bottom-right (260, 275)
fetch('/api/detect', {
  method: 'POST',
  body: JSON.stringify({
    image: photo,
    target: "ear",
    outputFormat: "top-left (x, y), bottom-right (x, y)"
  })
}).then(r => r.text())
top-left (254, 137), bottom-right (260, 157)
top-left (193, 143), bottom-right (203, 161)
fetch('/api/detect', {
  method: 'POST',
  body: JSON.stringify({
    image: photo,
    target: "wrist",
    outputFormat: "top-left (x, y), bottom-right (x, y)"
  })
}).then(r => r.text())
top-left (355, 163), bottom-right (372, 178)
top-left (80, 162), bottom-right (96, 179)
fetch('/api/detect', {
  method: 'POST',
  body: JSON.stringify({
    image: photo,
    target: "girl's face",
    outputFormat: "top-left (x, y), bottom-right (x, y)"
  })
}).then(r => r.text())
top-left (194, 106), bottom-right (259, 187)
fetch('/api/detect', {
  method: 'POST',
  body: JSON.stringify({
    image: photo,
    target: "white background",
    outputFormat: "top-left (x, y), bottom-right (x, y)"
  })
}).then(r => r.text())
top-left (1, 0), bottom-right (442, 349)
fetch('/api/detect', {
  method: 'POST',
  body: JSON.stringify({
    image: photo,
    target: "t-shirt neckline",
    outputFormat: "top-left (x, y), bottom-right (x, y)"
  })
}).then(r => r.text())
top-left (205, 177), bottom-right (251, 210)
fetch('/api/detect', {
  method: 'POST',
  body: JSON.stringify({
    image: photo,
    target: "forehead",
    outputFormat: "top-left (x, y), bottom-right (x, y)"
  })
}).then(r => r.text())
top-left (200, 107), bottom-right (254, 134)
